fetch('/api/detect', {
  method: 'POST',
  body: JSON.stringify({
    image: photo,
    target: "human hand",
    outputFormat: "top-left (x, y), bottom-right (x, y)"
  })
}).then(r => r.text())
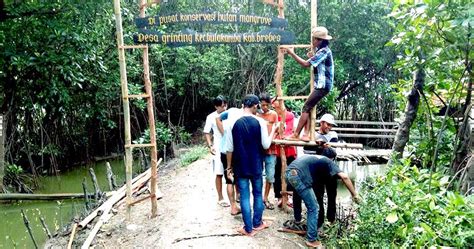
top-left (226, 168), bottom-right (234, 182)
top-left (209, 147), bottom-right (216, 155)
top-left (352, 195), bottom-right (361, 204)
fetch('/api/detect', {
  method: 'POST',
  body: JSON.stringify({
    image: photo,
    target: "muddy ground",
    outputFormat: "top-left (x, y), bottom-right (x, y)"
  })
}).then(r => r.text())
top-left (46, 154), bottom-right (353, 248)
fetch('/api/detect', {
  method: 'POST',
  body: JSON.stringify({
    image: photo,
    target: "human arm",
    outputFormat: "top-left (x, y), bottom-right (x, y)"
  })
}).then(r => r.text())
top-left (204, 133), bottom-right (215, 155)
top-left (260, 119), bottom-right (278, 149)
top-left (285, 47), bottom-right (311, 67)
top-left (226, 151), bottom-right (234, 182)
top-left (337, 172), bottom-right (361, 203)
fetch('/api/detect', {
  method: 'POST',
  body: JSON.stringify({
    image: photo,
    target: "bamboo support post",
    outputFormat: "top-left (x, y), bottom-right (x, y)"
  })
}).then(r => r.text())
top-left (21, 209), bottom-right (38, 249)
top-left (309, 0), bottom-right (317, 142)
top-left (140, 0), bottom-right (159, 218)
top-left (89, 168), bottom-right (101, 200)
top-left (40, 216), bottom-right (52, 239)
top-left (67, 223), bottom-right (78, 249)
top-left (113, 0), bottom-right (134, 220)
top-left (106, 162), bottom-right (117, 191)
top-left (82, 178), bottom-right (90, 210)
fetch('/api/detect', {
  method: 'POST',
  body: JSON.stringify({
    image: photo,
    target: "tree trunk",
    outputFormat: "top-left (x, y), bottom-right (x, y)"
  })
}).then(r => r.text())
top-left (0, 114), bottom-right (4, 192)
top-left (391, 69), bottom-right (425, 159)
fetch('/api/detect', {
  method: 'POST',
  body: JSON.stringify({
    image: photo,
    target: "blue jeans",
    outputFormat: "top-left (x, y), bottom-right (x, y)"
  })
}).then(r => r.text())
top-left (237, 176), bottom-right (265, 233)
top-left (285, 169), bottom-right (319, 242)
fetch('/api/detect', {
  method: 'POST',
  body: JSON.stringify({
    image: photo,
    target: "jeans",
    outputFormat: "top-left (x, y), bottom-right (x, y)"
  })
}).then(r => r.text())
top-left (237, 176), bottom-right (265, 233)
top-left (285, 169), bottom-right (319, 242)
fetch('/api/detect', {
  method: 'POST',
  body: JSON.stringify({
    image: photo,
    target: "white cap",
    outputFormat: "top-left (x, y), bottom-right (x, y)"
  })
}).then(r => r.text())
top-left (320, 114), bottom-right (336, 126)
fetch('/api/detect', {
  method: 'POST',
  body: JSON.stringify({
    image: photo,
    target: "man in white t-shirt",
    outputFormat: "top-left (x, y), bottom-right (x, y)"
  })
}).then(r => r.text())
top-left (203, 95), bottom-right (228, 207)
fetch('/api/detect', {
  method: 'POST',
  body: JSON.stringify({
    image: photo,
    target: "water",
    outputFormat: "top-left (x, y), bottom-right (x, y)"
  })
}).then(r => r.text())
top-left (336, 161), bottom-right (387, 198)
top-left (0, 159), bottom-right (136, 248)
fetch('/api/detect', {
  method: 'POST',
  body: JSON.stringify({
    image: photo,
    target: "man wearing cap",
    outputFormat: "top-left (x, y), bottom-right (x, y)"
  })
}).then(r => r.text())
top-left (225, 94), bottom-right (277, 236)
top-left (285, 26), bottom-right (334, 142)
top-left (304, 113), bottom-right (339, 230)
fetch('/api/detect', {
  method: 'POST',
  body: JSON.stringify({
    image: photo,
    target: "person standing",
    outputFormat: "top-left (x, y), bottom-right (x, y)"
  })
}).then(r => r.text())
top-left (216, 106), bottom-right (244, 215)
top-left (271, 98), bottom-right (298, 208)
top-left (226, 94), bottom-right (277, 236)
top-left (285, 27), bottom-right (334, 142)
top-left (303, 113), bottom-right (339, 229)
top-left (285, 155), bottom-right (359, 248)
top-left (203, 95), bottom-right (228, 207)
top-left (258, 93), bottom-right (278, 210)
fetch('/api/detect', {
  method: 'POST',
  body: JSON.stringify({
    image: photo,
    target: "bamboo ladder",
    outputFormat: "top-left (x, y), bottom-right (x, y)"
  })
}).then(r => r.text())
top-left (265, 0), bottom-right (318, 211)
top-left (113, 0), bottom-right (159, 218)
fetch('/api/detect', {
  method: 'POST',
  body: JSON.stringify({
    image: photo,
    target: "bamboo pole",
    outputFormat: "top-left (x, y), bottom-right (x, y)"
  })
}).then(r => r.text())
top-left (67, 223), bottom-right (78, 249)
top-left (139, 0), bottom-right (159, 218)
top-left (0, 193), bottom-right (96, 201)
top-left (21, 209), bottom-right (38, 249)
top-left (309, 0), bottom-right (317, 142)
top-left (113, 0), bottom-right (133, 220)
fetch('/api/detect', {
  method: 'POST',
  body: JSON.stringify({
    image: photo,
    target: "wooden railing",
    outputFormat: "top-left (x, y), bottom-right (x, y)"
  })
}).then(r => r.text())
top-left (317, 120), bottom-right (398, 140)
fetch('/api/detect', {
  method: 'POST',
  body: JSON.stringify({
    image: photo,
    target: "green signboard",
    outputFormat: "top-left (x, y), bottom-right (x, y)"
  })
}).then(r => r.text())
top-left (135, 12), bottom-right (288, 28)
top-left (133, 28), bottom-right (294, 46)
top-left (133, 11), bottom-right (294, 46)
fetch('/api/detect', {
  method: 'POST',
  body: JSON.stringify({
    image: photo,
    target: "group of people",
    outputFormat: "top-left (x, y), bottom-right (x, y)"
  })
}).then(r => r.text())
top-left (203, 26), bottom-right (360, 248)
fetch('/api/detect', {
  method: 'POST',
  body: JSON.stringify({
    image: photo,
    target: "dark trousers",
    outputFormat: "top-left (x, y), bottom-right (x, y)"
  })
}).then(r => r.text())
top-left (274, 155), bottom-right (296, 199)
top-left (314, 177), bottom-right (337, 227)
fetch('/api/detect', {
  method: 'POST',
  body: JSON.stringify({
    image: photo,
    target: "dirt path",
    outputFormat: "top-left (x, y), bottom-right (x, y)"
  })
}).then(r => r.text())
top-left (49, 155), bottom-right (309, 248)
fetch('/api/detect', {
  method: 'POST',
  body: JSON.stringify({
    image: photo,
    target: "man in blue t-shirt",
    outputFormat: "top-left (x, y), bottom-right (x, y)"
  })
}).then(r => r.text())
top-left (285, 155), bottom-right (359, 248)
top-left (225, 94), bottom-right (277, 236)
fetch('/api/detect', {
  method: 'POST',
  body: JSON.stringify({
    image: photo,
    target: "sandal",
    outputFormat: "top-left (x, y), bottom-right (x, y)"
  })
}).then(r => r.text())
top-left (218, 200), bottom-right (230, 207)
top-left (264, 200), bottom-right (275, 210)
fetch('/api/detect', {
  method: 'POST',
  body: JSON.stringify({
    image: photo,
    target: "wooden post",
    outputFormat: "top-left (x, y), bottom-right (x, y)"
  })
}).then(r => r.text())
top-left (139, 0), bottom-right (159, 218)
top-left (21, 209), bottom-right (38, 249)
top-left (106, 162), bottom-right (118, 191)
top-left (0, 114), bottom-right (4, 192)
top-left (113, 0), bottom-right (134, 220)
top-left (89, 168), bottom-right (101, 200)
top-left (82, 177), bottom-right (90, 210)
top-left (40, 217), bottom-right (53, 239)
top-left (309, 0), bottom-right (317, 142)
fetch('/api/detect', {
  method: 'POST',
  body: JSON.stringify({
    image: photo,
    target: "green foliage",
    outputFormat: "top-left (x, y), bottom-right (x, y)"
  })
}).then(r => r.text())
top-left (134, 121), bottom-right (173, 150)
top-left (179, 145), bottom-right (208, 167)
top-left (342, 159), bottom-right (474, 247)
top-left (388, 0), bottom-right (472, 171)
top-left (4, 164), bottom-right (32, 193)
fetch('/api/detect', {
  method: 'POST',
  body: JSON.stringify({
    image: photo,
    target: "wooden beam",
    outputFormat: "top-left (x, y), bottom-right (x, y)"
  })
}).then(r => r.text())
top-left (330, 127), bottom-right (398, 133)
top-left (279, 44), bottom-right (311, 49)
top-left (272, 139), bottom-right (363, 149)
top-left (324, 120), bottom-right (398, 126)
top-left (0, 193), bottom-right (96, 201)
top-left (278, 95), bottom-right (308, 100)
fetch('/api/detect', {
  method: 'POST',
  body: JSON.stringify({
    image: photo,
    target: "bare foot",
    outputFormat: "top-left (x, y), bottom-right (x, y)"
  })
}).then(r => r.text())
top-left (253, 221), bottom-right (270, 231)
top-left (237, 227), bottom-right (256, 236)
top-left (305, 240), bottom-right (323, 248)
top-left (300, 135), bottom-right (310, 142)
top-left (231, 207), bottom-right (241, 216)
top-left (285, 134), bottom-right (300, 141)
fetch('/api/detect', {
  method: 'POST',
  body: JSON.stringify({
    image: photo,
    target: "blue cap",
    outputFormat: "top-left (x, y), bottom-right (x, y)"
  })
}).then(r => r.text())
top-left (243, 94), bottom-right (260, 108)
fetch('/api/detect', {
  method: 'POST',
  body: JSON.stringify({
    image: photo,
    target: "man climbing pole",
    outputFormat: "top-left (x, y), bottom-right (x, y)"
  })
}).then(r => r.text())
top-left (285, 27), bottom-right (334, 142)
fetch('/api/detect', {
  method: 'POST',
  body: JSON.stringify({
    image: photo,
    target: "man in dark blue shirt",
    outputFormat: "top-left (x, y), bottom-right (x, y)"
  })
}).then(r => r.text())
top-left (225, 94), bottom-right (277, 236)
top-left (285, 155), bottom-right (359, 247)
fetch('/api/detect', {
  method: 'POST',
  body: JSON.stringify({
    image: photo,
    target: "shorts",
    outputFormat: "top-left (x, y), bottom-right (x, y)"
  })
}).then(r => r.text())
top-left (264, 154), bottom-right (277, 183)
top-left (212, 153), bottom-right (224, 175)
top-left (220, 153), bottom-right (234, 184)
top-left (302, 88), bottom-right (329, 113)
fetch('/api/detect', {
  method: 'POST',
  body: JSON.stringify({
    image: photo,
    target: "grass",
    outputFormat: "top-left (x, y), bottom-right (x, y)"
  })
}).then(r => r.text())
top-left (179, 145), bottom-right (209, 167)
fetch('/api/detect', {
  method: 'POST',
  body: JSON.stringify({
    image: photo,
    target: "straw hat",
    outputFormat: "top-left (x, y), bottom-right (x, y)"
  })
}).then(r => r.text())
top-left (311, 27), bottom-right (332, 40)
